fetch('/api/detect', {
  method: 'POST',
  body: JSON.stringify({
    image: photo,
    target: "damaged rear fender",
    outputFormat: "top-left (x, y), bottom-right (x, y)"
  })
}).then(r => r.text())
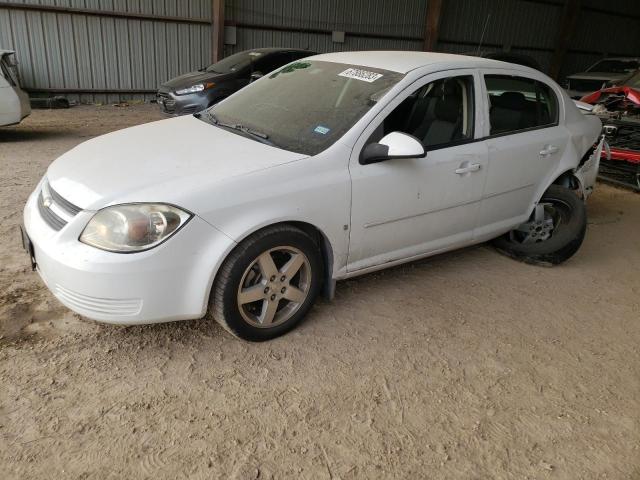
top-left (574, 135), bottom-right (606, 199)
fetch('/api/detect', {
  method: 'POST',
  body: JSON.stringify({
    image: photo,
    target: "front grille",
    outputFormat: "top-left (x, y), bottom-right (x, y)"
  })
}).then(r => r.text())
top-left (603, 120), bottom-right (640, 152)
top-left (599, 159), bottom-right (640, 191)
top-left (157, 92), bottom-right (176, 114)
top-left (569, 78), bottom-right (607, 93)
top-left (38, 191), bottom-right (66, 230)
top-left (49, 185), bottom-right (82, 215)
top-left (37, 180), bottom-right (82, 231)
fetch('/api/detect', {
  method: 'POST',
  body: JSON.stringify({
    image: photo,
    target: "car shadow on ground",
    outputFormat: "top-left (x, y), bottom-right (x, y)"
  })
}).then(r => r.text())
top-left (0, 128), bottom-right (72, 143)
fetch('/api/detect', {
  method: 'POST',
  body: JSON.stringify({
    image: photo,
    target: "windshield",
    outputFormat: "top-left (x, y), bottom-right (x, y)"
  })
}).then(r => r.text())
top-left (588, 59), bottom-right (639, 74)
top-left (202, 60), bottom-right (404, 155)
top-left (205, 50), bottom-right (263, 74)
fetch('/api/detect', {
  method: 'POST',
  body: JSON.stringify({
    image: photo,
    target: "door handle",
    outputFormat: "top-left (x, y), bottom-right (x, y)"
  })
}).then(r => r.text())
top-left (539, 145), bottom-right (559, 156)
top-left (455, 163), bottom-right (482, 175)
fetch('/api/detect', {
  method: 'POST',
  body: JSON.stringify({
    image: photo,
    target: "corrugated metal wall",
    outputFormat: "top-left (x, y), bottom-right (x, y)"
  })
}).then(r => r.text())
top-left (225, 0), bottom-right (426, 54)
top-left (565, 1), bottom-right (640, 81)
top-left (436, 0), bottom-right (640, 81)
top-left (0, 0), bottom-right (212, 103)
top-left (437, 0), bottom-right (563, 74)
top-left (1, 0), bottom-right (638, 103)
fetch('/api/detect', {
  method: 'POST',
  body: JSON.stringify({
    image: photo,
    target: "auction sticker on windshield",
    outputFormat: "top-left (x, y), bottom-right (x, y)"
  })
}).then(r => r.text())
top-left (338, 68), bottom-right (383, 83)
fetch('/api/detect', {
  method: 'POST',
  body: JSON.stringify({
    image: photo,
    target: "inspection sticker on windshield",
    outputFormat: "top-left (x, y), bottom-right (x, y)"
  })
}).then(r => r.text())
top-left (338, 68), bottom-right (383, 83)
top-left (314, 125), bottom-right (331, 135)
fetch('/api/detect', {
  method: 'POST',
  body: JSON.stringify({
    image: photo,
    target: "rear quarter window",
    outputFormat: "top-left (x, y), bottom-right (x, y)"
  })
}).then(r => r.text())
top-left (485, 75), bottom-right (559, 135)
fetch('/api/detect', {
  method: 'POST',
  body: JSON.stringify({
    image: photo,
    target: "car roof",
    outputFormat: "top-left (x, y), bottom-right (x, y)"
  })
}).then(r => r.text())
top-left (594, 57), bottom-right (640, 61)
top-left (246, 47), bottom-right (316, 55)
top-left (310, 50), bottom-right (523, 74)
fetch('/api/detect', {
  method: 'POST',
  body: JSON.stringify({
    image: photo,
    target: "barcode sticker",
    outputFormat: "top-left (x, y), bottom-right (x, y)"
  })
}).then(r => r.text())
top-left (338, 68), bottom-right (383, 83)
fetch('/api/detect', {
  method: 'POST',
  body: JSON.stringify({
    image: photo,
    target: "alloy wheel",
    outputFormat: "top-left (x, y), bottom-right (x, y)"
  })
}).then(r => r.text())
top-left (236, 246), bottom-right (312, 328)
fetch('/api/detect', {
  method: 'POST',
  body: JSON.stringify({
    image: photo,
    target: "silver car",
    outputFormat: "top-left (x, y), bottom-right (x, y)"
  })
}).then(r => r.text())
top-left (566, 57), bottom-right (640, 99)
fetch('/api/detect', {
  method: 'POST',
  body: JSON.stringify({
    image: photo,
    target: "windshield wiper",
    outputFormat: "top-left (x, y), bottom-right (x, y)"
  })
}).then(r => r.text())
top-left (236, 125), bottom-right (269, 140)
top-left (198, 111), bottom-right (273, 146)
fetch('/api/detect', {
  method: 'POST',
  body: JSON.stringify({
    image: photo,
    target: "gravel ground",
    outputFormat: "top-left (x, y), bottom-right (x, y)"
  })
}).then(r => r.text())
top-left (1, 105), bottom-right (639, 479)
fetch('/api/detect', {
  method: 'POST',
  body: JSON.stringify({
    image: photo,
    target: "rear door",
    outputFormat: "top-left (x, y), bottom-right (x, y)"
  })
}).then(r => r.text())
top-left (475, 71), bottom-right (568, 238)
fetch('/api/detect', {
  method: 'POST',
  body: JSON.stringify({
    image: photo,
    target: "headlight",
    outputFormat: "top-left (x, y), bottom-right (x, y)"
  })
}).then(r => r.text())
top-left (175, 82), bottom-right (215, 95)
top-left (80, 204), bottom-right (192, 253)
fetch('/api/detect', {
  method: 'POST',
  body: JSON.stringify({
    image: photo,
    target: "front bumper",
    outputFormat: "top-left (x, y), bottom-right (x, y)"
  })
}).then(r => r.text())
top-left (23, 188), bottom-right (236, 325)
top-left (156, 89), bottom-right (211, 116)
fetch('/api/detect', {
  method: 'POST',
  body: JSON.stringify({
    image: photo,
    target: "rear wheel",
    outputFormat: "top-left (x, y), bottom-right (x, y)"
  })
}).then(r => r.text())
top-left (493, 185), bottom-right (587, 266)
top-left (209, 225), bottom-right (323, 341)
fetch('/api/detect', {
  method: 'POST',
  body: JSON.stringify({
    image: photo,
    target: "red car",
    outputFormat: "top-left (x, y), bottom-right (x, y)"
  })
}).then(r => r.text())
top-left (580, 70), bottom-right (640, 191)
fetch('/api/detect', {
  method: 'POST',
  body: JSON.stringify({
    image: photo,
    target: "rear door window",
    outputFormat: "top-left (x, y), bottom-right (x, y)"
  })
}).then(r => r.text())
top-left (485, 75), bottom-right (558, 135)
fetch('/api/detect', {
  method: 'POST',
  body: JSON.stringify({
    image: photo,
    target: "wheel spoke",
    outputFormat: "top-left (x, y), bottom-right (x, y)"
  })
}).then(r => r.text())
top-left (283, 286), bottom-right (306, 304)
top-left (238, 285), bottom-right (266, 305)
top-left (520, 233), bottom-right (535, 244)
top-left (257, 251), bottom-right (278, 279)
top-left (259, 298), bottom-right (279, 325)
top-left (280, 253), bottom-right (305, 278)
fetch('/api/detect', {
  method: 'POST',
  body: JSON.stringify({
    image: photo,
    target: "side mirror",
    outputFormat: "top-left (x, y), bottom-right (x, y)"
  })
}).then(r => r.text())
top-left (359, 132), bottom-right (425, 165)
top-left (250, 71), bottom-right (264, 82)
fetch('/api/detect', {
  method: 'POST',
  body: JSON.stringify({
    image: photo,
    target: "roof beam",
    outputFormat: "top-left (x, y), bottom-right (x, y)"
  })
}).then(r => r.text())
top-left (550, 0), bottom-right (582, 80)
top-left (212, 0), bottom-right (225, 63)
top-left (423, 0), bottom-right (443, 51)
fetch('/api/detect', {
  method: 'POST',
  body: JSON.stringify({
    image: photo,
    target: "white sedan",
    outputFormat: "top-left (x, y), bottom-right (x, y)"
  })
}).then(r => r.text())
top-left (22, 51), bottom-right (603, 341)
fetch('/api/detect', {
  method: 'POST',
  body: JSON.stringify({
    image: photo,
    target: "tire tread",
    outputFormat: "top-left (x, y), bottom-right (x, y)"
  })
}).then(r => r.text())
top-left (210, 225), bottom-right (320, 340)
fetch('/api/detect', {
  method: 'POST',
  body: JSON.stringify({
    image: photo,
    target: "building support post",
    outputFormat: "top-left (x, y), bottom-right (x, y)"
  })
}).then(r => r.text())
top-left (550, 0), bottom-right (581, 80)
top-left (423, 0), bottom-right (443, 51)
top-left (212, 0), bottom-right (225, 63)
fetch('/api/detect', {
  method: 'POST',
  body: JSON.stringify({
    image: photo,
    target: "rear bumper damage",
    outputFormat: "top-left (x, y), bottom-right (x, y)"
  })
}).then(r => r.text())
top-left (576, 136), bottom-right (605, 198)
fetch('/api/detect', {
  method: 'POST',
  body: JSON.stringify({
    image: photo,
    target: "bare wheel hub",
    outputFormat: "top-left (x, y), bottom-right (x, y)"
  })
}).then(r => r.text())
top-left (511, 202), bottom-right (557, 244)
top-left (236, 246), bottom-right (311, 328)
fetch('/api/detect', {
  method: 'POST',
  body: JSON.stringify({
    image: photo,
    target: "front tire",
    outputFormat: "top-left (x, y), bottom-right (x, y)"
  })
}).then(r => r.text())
top-left (209, 225), bottom-right (323, 341)
top-left (493, 185), bottom-right (587, 266)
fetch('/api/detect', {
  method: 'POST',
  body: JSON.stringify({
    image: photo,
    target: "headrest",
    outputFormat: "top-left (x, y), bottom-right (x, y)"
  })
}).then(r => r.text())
top-left (492, 91), bottom-right (527, 110)
top-left (443, 81), bottom-right (460, 96)
top-left (434, 96), bottom-right (460, 123)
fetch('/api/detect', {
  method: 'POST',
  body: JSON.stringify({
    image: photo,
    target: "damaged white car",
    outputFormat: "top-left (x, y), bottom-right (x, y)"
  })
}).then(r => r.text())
top-left (22, 52), bottom-right (603, 341)
top-left (0, 49), bottom-right (30, 127)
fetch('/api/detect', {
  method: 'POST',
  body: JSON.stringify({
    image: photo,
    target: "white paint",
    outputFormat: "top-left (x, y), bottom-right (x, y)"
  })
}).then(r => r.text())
top-left (379, 132), bottom-right (425, 157)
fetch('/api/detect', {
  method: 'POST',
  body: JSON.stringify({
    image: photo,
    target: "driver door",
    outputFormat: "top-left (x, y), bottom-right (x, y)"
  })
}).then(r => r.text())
top-left (347, 70), bottom-right (488, 272)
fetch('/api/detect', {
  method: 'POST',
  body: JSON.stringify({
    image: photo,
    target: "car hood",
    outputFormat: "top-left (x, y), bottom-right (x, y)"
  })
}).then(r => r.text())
top-left (160, 70), bottom-right (229, 90)
top-left (46, 115), bottom-right (307, 211)
top-left (580, 86), bottom-right (640, 105)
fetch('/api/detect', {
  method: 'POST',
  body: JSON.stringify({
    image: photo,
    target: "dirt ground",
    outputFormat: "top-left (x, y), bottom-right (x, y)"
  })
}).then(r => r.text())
top-left (1, 105), bottom-right (639, 479)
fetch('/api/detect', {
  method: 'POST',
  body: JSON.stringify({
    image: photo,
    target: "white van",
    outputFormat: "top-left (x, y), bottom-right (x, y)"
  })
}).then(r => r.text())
top-left (0, 49), bottom-right (30, 126)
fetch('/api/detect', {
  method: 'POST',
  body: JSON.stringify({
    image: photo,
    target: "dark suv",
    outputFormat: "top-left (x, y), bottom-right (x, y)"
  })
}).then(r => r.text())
top-left (157, 48), bottom-right (317, 116)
